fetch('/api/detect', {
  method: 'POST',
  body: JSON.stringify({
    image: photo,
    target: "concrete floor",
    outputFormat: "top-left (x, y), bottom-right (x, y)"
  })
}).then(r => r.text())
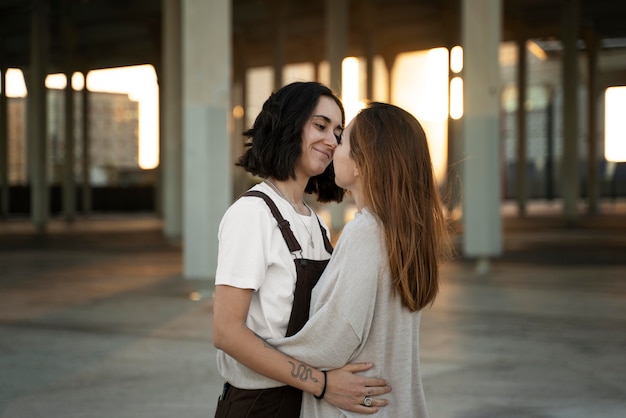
top-left (1, 204), bottom-right (625, 418)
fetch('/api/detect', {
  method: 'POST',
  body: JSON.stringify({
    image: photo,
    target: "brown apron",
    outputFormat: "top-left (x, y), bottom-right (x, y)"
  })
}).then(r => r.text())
top-left (214, 190), bottom-right (333, 418)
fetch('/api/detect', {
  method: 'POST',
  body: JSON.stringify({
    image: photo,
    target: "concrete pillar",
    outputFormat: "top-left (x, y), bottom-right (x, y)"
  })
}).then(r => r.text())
top-left (0, 68), bottom-right (8, 218)
top-left (365, 47), bottom-right (374, 102)
top-left (60, 6), bottom-right (76, 222)
top-left (232, 63), bottom-right (248, 198)
top-left (325, 0), bottom-right (348, 94)
top-left (383, 54), bottom-right (396, 103)
top-left (561, 0), bottom-right (580, 223)
top-left (585, 30), bottom-right (599, 214)
top-left (446, 55), bottom-right (463, 213)
top-left (151, 60), bottom-right (163, 219)
top-left (363, 0), bottom-right (376, 101)
top-left (28, 0), bottom-right (49, 233)
top-left (182, 0), bottom-right (232, 285)
top-left (461, 0), bottom-right (503, 271)
top-left (313, 60), bottom-right (320, 83)
top-left (273, 0), bottom-right (287, 90)
top-left (444, 3), bottom-right (462, 213)
top-left (162, 0), bottom-right (183, 241)
top-left (63, 70), bottom-right (76, 221)
top-left (516, 37), bottom-right (528, 216)
top-left (325, 0), bottom-right (348, 236)
top-left (81, 74), bottom-right (91, 214)
top-left (546, 86), bottom-right (556, 200)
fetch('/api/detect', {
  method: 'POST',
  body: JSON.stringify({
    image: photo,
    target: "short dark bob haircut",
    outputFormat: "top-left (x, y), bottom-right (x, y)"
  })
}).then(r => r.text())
top-left (236, 81), bottom-right (345, 203)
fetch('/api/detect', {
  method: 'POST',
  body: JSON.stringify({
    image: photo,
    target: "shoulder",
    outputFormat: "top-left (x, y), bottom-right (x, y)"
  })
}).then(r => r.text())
top-left (226, 183), bottom-right (277, 215)
top-left (220, 184), bottom-right (279, 228)
top-left (340, 208), bottom-right (382, 242)
top-left (332, 208), bottom-right (384, 262)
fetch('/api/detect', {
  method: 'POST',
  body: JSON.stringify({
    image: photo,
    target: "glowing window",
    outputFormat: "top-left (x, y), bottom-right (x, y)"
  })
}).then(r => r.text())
top-left (605, 86), bottom-right (626, 162)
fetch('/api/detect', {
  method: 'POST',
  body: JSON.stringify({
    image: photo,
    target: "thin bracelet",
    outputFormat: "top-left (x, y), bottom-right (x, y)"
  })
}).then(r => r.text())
top-left (314, 370), bottom-right (327, 400)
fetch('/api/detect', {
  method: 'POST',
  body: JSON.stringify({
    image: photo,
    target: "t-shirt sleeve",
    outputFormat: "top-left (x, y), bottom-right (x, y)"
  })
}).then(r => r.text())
top-left (267, 216), bottom-right (383, 369)
top-left (215, 198), bottom-right (275, 290)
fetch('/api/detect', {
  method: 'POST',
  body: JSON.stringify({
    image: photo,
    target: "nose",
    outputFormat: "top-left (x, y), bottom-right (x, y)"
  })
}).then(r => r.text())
top-left (324, 133), bottom-right (338, 149)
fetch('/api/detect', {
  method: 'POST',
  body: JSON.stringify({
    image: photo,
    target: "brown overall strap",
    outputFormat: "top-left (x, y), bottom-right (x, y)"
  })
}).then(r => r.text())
top-left (242, 190), bottom-right (333, 255)
top-left (242, 190), bottom-right (301, 253)
top-left (315, 215), bottom-right (334, 255)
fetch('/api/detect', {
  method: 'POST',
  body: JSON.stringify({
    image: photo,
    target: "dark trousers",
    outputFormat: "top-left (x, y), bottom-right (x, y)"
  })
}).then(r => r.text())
top-left (214, 383), bottom-right (302, 418)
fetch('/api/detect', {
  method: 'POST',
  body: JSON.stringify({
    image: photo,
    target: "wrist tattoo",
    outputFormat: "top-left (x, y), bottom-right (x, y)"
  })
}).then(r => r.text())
top-left (288, 361), bottom-right (319, 383)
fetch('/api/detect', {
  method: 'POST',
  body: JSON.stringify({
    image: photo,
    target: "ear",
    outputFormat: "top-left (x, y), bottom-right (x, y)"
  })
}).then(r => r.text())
top-left (353, 165), bottom-right (360, 177)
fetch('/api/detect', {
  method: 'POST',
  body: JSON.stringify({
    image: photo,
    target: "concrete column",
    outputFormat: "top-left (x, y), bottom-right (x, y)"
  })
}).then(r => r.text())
top-left (444, 3), bottom-right (462, 213)
top-left (383, 54), bottom-right (396, 102)
top-left (273, 0), bottom-right (287, 90)
top-left (63, 70), bottom-right (76, 221)
top-left (561, 0), bottom-right (580, 223)
top-left (585, 30), bottom-right (599, 214)
top-left (365, 47), bottom-right (374, 102)
top-left (28, 0), bottom-right (49, 233)
top-left (152, 64), bottom-right (161, 219)
top-left (0, 68), bottom-right (8, 218)
top-left (363, 0), bottom-right (376, 101)
top-left (81, 74), bottom-right (91, 214)
top-left (162, 0), bottom-right (183, 241)
top-left (546, 86), bottom-right (556, 200)
top-left (313, 60), bottom-right (320, 82)
top-left (325, 0), bottom-right (348, 236)
top-left (446, 55), bottom-right (463, 213)
top-left (60, 5), bottom-right (76, 222)
top-left (232, 63), bottom-right (248, 198)
top-left (325, 0), bottom-right (348, 94)
top-left (516, 37), bottom-right (528, 216)
top-left (461, 0), bottom-right (503, 271)
top-left (182, 0), bottom-right (232, 285)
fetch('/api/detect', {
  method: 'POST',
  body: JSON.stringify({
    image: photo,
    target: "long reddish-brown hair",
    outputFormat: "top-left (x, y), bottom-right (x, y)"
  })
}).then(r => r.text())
top-left (350, 102), bottom-right (452, 311)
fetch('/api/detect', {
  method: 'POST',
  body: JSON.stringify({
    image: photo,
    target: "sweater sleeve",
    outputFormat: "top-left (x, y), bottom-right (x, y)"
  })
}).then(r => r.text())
top-left (267, 213), bottom-right (384, 369)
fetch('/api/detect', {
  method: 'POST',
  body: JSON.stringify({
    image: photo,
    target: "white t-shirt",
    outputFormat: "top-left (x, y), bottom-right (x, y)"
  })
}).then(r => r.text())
top-left (215, 181), bottom-right (332, 389)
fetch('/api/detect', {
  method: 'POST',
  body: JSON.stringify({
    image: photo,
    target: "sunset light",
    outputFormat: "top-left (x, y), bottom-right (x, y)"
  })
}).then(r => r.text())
top-left (393, 48), bottom-right (450, 182)
top-left (7, 49), bottom-right (621, 185)
top-left (605, 86), bottom-right (626, 162)
top-left (341, 57), bottom-right (366, 123)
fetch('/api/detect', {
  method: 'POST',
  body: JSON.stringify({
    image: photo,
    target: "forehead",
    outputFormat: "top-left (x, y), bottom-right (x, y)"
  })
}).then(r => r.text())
top-left (311, 96), bottom-right (342, 125)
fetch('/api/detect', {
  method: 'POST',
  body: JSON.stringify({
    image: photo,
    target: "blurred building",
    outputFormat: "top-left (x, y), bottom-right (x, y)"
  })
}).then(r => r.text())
top-left (4, 90), bottom-right (155, 214)
top-left (498, 42), bottom-right (626, 200)
top-left (8, 90), bottom-right (139, 186)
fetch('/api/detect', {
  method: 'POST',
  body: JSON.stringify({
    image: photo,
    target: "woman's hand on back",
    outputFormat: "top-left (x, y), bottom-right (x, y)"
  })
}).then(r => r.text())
top-left (323, 363), bottom-right (391, 414)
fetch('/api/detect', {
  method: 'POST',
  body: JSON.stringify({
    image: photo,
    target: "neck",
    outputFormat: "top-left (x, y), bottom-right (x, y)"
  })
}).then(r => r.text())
top-left (266, 178), bottom-right (310, 215)
top-left (349, 184), bottom-right (365, 212)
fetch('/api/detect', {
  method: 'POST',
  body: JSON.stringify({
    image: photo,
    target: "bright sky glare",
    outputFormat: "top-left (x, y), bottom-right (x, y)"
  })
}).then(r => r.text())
top-left (605, 86), bottom-right (626, 162)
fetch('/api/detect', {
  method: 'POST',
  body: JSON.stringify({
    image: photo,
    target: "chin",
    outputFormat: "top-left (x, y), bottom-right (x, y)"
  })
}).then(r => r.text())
top-left (311, 165), bottom-right (329, 177)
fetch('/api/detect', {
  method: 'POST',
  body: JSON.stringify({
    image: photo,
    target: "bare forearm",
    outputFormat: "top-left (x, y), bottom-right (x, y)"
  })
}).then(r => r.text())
top-left (215, 324), bottom-right (325, 397)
